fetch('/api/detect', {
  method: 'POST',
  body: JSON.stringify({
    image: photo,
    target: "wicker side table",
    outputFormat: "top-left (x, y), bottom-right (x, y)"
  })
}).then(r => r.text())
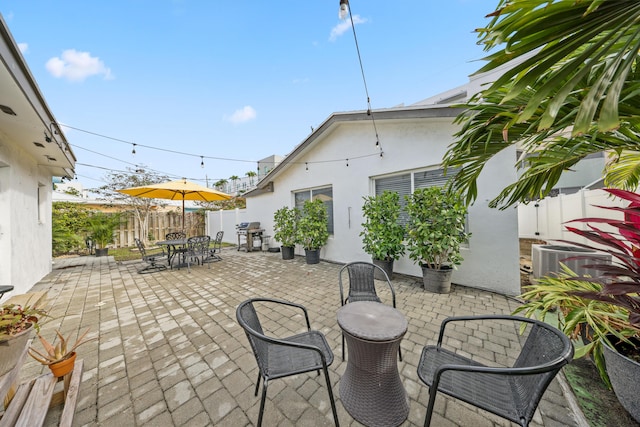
top-left (337, 301), bottom-right (409, 427)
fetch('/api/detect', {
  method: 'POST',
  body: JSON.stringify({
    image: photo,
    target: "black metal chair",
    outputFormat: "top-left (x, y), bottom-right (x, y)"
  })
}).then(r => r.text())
top-left (236, 298), bottom-right (339, 427)
top-left (185, 235), bottom-right (211, 271)
top-left (417, 315), bottom-right (574, 427)
top-left (206, 231), bottom-right (224, 263)
top-left (165, 231), bottom-right (187, 267)
top-left (338, 261), bottom-right (400, 360)
top-left (134, 238), bottom-right (168, 274)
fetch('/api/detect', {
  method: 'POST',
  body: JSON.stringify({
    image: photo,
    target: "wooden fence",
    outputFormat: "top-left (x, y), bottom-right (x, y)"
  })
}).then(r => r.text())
top-left (113, 211), bottom-right (205, 248)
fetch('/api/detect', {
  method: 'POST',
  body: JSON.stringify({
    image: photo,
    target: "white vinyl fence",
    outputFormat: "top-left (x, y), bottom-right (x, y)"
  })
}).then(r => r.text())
top-left (205, 208), bottom-right (250, 247)
top-left (518, 188), bottom-right (625, 245)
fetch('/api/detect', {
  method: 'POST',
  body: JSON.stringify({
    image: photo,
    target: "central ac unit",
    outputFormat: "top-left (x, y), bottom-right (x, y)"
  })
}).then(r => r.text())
top-left (531, 244), bottom-right (612, 279)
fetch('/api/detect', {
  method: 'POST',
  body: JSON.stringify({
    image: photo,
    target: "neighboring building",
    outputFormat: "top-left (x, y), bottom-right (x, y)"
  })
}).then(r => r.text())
top-left (0, 15), bottom-right (76, 296)
top-left (243, 60), bottom-right (525, 295)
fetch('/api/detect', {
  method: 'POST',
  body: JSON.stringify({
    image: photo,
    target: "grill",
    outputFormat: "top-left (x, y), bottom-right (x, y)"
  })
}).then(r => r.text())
top-left (237, 222), bottom-right (264, 252)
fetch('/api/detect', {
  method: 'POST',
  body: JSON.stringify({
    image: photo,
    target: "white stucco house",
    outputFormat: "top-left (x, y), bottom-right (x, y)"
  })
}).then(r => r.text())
top-left (243, 66), bottom-right (522, 295)
top-left (0, 16), bottom-right (76, 297)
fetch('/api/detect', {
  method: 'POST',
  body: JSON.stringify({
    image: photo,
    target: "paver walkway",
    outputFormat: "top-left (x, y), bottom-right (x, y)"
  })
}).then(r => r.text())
top-left (20, 249), bottom-right (586, 426)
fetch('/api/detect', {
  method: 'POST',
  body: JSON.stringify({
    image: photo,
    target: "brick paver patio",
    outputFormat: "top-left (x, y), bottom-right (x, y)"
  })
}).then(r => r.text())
top-left (21, 248), bottom-right (587, 426)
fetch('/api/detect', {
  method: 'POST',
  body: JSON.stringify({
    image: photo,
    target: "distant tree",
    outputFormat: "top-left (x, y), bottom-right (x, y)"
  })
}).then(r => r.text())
top-left (91, 166), bottom-right (169, 244)
top-left (229, 175), bottom-right (240, 193)
top-left (52, 202), bottom-right (92, 255)
top-left (246, 171), bottom-right (257, 186)
top-left (63, 187), bottom-right (81, 197)
top-left (214, 179), bottom-right (228, 192)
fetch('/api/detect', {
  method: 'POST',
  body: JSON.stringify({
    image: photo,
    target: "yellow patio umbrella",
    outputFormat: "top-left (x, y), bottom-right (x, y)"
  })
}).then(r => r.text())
top-left (117, 178), bottom-right (232, 230)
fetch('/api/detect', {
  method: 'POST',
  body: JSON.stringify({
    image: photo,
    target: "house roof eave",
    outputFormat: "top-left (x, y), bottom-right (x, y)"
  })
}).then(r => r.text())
top-left (245, 104), bottom-right (464, 197)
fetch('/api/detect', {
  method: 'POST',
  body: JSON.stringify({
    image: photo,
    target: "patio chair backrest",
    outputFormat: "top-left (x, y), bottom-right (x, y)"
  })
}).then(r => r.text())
top-left (134, 238), bottom-right (147, 257)
top-left (236, 300), bottom-right (268, 369)
top-left (166, 231), bottom-right (186, 240)
top-left (512, 321), bottom-right (574, 421)
top-left (187, 235), bottom-right (211, 258)
top-left (340, 261), bottom-right (395, 305)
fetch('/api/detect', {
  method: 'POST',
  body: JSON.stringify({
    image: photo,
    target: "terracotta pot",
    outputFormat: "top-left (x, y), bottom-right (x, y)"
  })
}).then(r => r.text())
top-left (49, 351), bottom-right (77, 377)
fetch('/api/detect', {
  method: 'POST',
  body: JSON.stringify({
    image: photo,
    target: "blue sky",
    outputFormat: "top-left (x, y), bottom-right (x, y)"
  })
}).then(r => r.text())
top-left (1, 1), bottom-right (494, 190)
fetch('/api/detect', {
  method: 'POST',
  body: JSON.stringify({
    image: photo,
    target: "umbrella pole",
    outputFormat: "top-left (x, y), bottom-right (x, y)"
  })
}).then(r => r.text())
top-left (182, 198), bottom-right (185, 232)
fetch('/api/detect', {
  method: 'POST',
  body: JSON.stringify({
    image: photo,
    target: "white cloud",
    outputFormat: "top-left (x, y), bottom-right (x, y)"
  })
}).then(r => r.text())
top-left (45, 49), bottom-right (113, 82)
top-left (224, 106), bottom-right (257, 124)
top-left (329, 15), bottom-right (367, 42)
top-left (17, 43), bottom-right (28, 54)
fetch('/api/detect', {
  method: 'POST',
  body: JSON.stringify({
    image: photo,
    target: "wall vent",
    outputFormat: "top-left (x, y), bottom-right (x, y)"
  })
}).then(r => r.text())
top-left (531, 244), bottom-right (612, 279)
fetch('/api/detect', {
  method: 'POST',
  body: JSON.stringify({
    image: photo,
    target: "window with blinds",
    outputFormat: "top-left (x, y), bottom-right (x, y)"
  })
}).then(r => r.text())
top-left (374, 167), bottom-right (461, 227)
top-left (294, 186), bottom-right (334, 234)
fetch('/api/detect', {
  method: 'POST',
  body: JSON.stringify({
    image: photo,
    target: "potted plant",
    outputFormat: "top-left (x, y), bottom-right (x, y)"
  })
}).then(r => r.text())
top-left (0, 303), bottom-right (46, 377)
top-left (29, 328), bottom-right (93, 377)
top-left (405, 187), bottom-right (470, 293)
top-left (273, 206), bottom-right (299, 260)
top-left (86, 212), bottom-right (122, 257)
top-left (516, 188), bottom-right (640, 422)
top-left (296, 199), bottom-right (329, 264)
top-left (360, 191), bottom-right (405, 279)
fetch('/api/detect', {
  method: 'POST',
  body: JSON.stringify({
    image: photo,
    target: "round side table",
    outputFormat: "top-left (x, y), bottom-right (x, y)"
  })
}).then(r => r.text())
top-left (337, 301), bottom-right (409, 427)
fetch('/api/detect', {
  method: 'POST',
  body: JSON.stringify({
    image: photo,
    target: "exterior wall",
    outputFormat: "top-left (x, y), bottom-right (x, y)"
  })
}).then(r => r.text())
top-left (0, 136), bottom-right (54, 296)
top-left (247, 117), bottom-right (521, 295)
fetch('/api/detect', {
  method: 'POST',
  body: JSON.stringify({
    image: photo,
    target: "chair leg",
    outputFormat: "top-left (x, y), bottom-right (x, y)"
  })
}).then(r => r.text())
top-left (341, 333), bottom-right (345, 361)
top-left (424, 386), bottom-right (438, 427)
top-left (399, 346), bottom-right (403, 362)
top-left (322, 366), bottom-right (340, 426)
top-left (257, 378), bottom-right (269, 427)
top-left (254, 374), bottom-right (261, 396)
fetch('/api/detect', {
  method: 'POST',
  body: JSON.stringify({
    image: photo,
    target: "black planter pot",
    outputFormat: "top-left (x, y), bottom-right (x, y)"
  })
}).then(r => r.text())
top-left (281, 246), bottom-right (295, 260)
top-left (95, 248), bottom-right (109, 257)
top-left (372, 258), bottom-right (393, 280)
top-left (421, 265), bottom-right (453, 293)
top-left (603, 337), bottom-right (640, 422)
top-left (305, 249), bottom-right (320, 264)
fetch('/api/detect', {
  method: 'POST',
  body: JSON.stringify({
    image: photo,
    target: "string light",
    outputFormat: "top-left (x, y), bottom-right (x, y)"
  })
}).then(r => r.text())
top-left (305, 162), bottom-right (308, 171)
top-left (339, 0), bottom-right (383, 153)
top-left (132, 143), bottom-right (136, 156)
top-left (200, 156), bottom-right (205, 168)
top-left (346, 158), bottom-right (349, 167)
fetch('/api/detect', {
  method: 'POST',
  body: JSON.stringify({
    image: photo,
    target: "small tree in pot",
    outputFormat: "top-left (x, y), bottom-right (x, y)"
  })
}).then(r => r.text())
top-left (297, 199), bottom-right (329, 264)
top-left (273, 206), bottom-right (299, 260)
top-left (405, 187), bottom-right (470, 293)
top-left (360, 191), bottom-right (405, 279)
top-left (86, 212), bottom-right (122, 256)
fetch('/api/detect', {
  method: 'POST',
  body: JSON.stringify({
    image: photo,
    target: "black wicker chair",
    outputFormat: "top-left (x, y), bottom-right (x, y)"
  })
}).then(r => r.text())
top-left (134, 238), bottom-right (168, 274)
top-left (236, 298), bottom-right (339, 427)
top-left (417, 315), bottom-right (574, 427)
top-left (338, 261), bottom-right (400, 360)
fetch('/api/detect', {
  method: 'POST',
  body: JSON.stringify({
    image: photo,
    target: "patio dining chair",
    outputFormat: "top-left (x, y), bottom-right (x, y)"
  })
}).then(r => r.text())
top-left (417, 314), bottom-right (574, 427)
top-left (236, 298), bottom-right (339, 427)
top-left (134, 238), bottom-right (168, 274)
top-left (207, 231), bottom-right (224, 263)
top-left (165, 231), bottom-right (187, 267)
top-left (185, 235), bottom-right (211, 272)
top-left (338, 261), bottom-right (401, 361)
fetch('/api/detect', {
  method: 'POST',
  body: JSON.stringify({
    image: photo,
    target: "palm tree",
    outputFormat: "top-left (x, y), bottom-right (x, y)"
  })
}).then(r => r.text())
top-left (229, 175), bottom-right (240, 193)
top-left (214, 179), bottom-right (228, 192)
top-left (443, 0), bottom-right (640, 209)
top-left (246, 170), bottom-right (257, 186)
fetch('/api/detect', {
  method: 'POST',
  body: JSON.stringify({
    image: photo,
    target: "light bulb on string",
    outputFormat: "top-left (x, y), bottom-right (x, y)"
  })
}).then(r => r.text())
top-left (305, 162), bottom-right (308, 171)
top-left (200, 156), bottom-right (205, 168)
top-left (132, 143), bottom-right (136, 156)
top-left (339, 0), bottom-right (349, 19)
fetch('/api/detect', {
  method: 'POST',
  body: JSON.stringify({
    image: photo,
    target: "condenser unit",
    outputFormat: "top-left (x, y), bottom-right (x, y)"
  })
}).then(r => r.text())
top-left (531, 244), bottom-right (612, 279)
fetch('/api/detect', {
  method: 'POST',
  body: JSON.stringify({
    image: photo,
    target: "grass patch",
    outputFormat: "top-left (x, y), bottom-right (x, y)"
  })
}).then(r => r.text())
top-left (109, 247), bottom-right (141, 262)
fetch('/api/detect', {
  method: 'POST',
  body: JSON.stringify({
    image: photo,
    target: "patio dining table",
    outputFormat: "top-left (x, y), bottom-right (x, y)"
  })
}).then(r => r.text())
top-left (156, 238), bottom-right (188, 269)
